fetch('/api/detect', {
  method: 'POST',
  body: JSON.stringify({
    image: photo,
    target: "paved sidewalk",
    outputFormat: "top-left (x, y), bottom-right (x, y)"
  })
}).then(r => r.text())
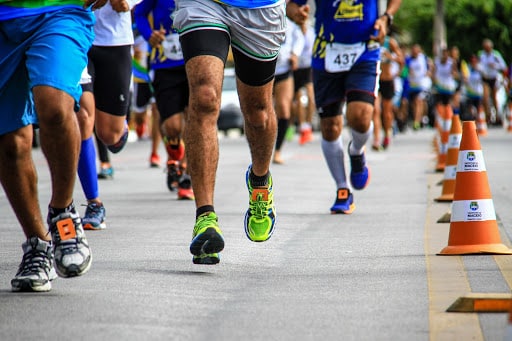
top-left (1, 125), bottom-right (511, 340)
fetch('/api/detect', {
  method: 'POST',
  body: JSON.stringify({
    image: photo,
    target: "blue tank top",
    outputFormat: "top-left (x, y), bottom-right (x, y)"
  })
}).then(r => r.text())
top-left (307, 0), bottom-right (380, 70)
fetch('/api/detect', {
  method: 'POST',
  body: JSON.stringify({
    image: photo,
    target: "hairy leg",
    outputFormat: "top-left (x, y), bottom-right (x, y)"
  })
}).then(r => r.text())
top-left (184, 55), bottom-right (224, 208)
top-left (33, 85), bottom-right (80, 209)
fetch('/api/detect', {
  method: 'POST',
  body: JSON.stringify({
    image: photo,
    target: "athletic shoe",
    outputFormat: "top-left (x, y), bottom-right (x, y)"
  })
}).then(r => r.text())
top-left (98, 166), bottom-right (114, 180)
top-left (348, 142), bottom-right (370, 190)
top-left (166, 160), bottom-right (181, 192)
top-left (285, 125), bottom-right (296, 141)
top-left (190, 212), bottom-right (224, 265)
top-left (244, 166), bottom-right (276, 242)
top-left (82, 202), bottom-right (107, 230)
top-left (107, 124), bottom-right (129, 153)
top-left (177, 174), bottom-right (194, 200)
top-left (371, 144), bottom-right (383, 152)
top-left (150, 153), bottom-right (161, 168)
top-left (136, 122), bottom-right (147, 139)
top-left (382, 136), bottom-right (390, 150)
top-left (11, 237), bottom-right (57, 292)
top-left (330, 188), bottom-right (355, 214)
top-left (299, 127), bottom-right (313, 145)
top-left (48, 210), bottom-right (92, 278)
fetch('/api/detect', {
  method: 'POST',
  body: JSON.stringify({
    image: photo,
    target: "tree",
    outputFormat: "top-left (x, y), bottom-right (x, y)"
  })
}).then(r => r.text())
top-left (395, 0), bottom-right (512, 62)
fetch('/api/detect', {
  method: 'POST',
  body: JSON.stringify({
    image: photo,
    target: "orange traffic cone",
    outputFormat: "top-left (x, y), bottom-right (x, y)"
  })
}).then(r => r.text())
top-left (435, 114), bottom-right (462, 202)
top-left (475, 107), bottom-right (488, 136)
top-left (506, 104), bottom-right (512, 133)
top-left (438, 120), bottom-right (512, 255)
top-left (435, 105), bottom-right (453, 172)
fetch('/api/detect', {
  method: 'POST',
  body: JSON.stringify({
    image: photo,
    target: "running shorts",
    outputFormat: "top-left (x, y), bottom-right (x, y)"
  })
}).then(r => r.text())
top-left (0, 8), bottom-right (94, 135)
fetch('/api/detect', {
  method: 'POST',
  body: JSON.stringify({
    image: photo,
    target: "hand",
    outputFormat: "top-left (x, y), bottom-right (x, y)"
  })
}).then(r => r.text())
top-left (286, 2), bottom-right (309, 25)
top-left (149, 28), bottom-right (167, 48)
top-left (110, 0), bottom-right (130, 12)
top-left (84, 0), bottom-right (108, 9)
top-left (370, 16), bottom-right (388, 43)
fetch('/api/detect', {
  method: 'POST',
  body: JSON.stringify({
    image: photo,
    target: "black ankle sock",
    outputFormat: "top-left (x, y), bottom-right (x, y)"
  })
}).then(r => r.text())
top-left (196, 205), bottom-right (215, 218)
top-left (249, 169), bottom-right (269, 187)
top-left (48, 202), bottom-right (75, 218)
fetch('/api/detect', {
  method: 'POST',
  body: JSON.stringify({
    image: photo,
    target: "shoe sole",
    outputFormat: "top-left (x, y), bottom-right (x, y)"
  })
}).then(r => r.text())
top-left (193, 253), bottom-right (220, 265)
top-left (83, 222), bottom-right (107, 230)
top-left (190, 228), bottom-right (224, 256)
top-left (331, 204), bottom-right (356, 215)
top-left (11, 279), bottom-right (51, 292)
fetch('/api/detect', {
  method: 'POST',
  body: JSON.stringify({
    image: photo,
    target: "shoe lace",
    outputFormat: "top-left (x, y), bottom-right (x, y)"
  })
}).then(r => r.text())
top-left (18, 248), bottom-right (50, 277)
top-left (249, 191), bottom-right (271, 219)
top-left (49, 216), bottom-right (81, 255)
top-left (84, 203), bottom-right (103, 222)
top-left (194, 213), bottom-right (217, 235)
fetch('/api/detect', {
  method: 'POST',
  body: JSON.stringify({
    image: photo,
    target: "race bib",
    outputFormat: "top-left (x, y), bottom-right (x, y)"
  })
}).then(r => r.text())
top-left (325, 42), bottom-right (366, 73)
top-left (437, 78), bottom-right (456, 92)
top-left (161, 33), bottom-right (183, 60)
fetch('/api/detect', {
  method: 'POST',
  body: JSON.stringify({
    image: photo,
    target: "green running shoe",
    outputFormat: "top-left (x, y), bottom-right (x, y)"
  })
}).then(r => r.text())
top-left (190, 212), bottom-right (224, 265)
top-left (244, 166), bottom-right (276, 242)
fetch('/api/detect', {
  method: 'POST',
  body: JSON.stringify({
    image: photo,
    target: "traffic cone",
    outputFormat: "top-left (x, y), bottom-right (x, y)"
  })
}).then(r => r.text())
top-left (506, 104), bottom-right (512, 133)
top-left (438, 120), bottom-right (512, 255)
top-left (475, 107), bottom-right (488, 136)
top-left (435, 105), bottom-right (453, 172)
top-left (435, 114), bottom-right (462, 202)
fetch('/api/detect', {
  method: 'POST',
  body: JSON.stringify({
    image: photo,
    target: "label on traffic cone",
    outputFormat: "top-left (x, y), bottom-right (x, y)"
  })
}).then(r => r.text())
top-left (438, 120), bottom-right (512, 255)
top-left (435, 114), bottom-right (462, 202)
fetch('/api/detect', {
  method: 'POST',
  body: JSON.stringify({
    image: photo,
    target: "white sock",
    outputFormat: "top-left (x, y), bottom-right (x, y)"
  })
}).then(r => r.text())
top-left (349, 121), bottom-right (373, 155)
top-left (321, 137), bottom-right (347, 189)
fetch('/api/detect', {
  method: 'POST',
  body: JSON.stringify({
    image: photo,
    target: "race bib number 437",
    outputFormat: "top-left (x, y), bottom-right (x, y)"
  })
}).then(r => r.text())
top-left (325, 42), bottom-right (366, 73)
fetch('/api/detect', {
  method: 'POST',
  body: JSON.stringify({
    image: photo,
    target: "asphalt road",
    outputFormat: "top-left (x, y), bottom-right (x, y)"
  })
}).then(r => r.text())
top-left (1, 124), bottom-right (512, 340)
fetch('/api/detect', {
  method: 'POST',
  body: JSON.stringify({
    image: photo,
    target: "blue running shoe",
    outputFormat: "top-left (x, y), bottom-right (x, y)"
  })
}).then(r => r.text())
top-left (330, 188), bottom-right (355, 214)
top-left (82, 202), bottom-right (107, 230)
top-left (348, 142), bottom-right (370, 190)
top-left (244, 166), bottom-right (276, 242)
top-left (190, 212), bottom-right (224, 264)
top-left (98, 166), bottom-right (114, 180)
top-left (107, 124), bottom-right (129, 154)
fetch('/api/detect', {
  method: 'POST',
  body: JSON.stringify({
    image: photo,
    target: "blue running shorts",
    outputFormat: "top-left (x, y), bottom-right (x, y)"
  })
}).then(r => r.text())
top-left (0, 8), bottom-right (95, 136)
top-left (313, 61), bottom-right (380, 117)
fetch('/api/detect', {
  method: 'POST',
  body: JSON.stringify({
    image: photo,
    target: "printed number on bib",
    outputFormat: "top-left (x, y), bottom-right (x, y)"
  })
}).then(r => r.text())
top-left (325, 42), bottom-right (365, 73)
top-left (162, 33), bottom-right (183, 60)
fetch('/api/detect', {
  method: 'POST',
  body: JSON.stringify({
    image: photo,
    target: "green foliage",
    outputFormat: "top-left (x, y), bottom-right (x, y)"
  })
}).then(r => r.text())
top-left (395, 0), bottom-right (512, 62)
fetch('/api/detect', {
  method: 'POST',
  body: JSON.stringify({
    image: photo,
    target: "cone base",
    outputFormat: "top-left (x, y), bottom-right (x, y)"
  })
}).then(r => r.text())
top-left (434, 194), bottom-right (453, 202)
top-left (438, 243), bottom-right (512, 255)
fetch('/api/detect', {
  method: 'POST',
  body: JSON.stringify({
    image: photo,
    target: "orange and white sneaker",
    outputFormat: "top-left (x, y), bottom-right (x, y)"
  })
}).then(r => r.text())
top-left (299, 126), bottom-right (313, 145)
top-left (150, 152), bottom-right (161, 168)
top-left (177, 174), bottom-right (194, 200)
top-left (330, 188), bottom-right (355, 214)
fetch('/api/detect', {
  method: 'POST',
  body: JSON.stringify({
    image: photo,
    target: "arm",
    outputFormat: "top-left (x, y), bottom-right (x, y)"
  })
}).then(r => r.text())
top-left (84, 0), bottom-right (108, 9)
top-left (133, 1), bottom-right (154, 42)
top-left (134, 1), bottom-right (166, 48)
top-left (371, 0), bottom-right (402, 42)
top-left (110, 0), bottom-right (130, 12)
top-left (286, 0), bottom-right (310, 26)
top-left (389, 37), bottom-right (404, 67)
